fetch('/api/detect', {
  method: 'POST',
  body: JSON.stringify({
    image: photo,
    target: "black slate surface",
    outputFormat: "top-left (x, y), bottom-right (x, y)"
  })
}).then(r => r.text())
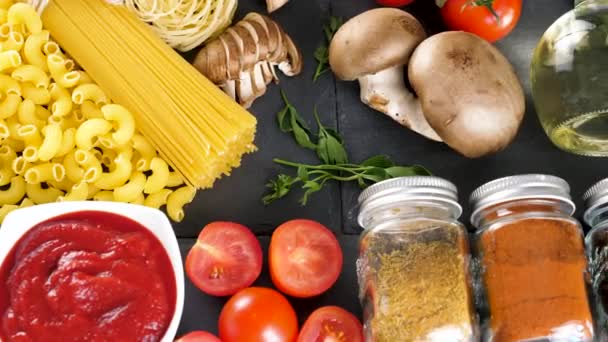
top-left (176, 0), bottom-right (604, 337)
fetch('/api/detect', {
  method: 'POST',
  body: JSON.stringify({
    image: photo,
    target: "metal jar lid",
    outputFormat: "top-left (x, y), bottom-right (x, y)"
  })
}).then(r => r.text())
top-left (583, 178), bottom-right (608, 226)
top-left (469, 174), bottom-right (575, 226)
top-left (357, 176), bottom-right (462, 228)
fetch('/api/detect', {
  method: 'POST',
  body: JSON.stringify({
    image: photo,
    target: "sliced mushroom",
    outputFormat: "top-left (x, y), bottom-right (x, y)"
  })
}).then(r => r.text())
top-left (329, 8), bottom-right (441, 141)
top-left (266, 0), bottom-right (289, 13)
top-left (409, 31), bottom-right (525, 158)
top-left (193, 12), bottom-right (303, 108)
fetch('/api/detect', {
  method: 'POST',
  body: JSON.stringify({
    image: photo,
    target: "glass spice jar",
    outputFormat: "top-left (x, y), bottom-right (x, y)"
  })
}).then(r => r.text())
top-left (583, 178), bottom-right (608, 340)
top-left (356, 176), bottom-right (477, 342)
top-left (470, 174), bottom-right (594, 342)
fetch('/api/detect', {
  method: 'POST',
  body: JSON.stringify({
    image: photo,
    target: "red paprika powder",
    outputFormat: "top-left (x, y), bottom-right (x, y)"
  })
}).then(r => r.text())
top-left (470, 175), bottom-right (594, 342)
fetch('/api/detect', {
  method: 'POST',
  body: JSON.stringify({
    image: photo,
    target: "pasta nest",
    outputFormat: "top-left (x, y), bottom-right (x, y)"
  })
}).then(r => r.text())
top-left (124, 0), bottom-right (238, 52)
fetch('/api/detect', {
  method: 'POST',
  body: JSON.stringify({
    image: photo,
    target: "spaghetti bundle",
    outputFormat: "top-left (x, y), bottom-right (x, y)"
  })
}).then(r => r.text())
top-left (39, 0), bottom-right (257, 189)
top-left (124, 0), bottom-right (238, 52)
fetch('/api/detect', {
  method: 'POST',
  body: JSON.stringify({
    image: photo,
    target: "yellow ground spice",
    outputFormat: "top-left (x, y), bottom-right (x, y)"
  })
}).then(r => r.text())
top-left (362, 226), bottom-right (475, 341)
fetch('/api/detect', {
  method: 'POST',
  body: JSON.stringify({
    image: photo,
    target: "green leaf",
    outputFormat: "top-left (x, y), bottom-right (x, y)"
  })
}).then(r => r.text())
top-left (314, 46), bottom-right (328, 62)
top-left (361, 155), bottom-right (394, 168)
top-left (277, 105), bottom-right (292, 132)
top-left (313, 16), bottom-right (343, 82)
top-left (385, 166), bottom-right (426, 178)
top-left (435, 0), bottom-right (448, 7)
top-left (313, 108), bottom-right (348, 165)
top-left (291, 112), bottom-right (316, 150)
top-left (262, 174), bottom-right (296, 205)
top-left (297, 166), bottom-right (309, 182)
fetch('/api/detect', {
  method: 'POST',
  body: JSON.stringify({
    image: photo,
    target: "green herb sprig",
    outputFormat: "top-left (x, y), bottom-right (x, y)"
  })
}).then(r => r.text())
top-left (263, 156), bottom-right (431, 205)
top-left (264, 92), bottom-right (431, 205)
top-left (313, 16), bottom-right (343, 82)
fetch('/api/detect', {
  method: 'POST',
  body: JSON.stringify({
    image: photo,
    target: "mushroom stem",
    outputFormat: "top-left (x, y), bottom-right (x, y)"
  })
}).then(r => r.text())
top-left (358, 66), bottom-right (442, 141)
top-left (266, 0), bottom-right (289, 13)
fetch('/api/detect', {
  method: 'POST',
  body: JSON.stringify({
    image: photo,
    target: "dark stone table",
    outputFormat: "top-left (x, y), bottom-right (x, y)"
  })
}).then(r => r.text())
top-left (176, 0), bottom-right (593, 336)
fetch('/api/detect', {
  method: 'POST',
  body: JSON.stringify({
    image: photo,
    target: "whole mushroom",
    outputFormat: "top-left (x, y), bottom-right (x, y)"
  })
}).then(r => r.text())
top-left (328, 8), bottom-right (442, 141)
top-left (409, 31), bottom-right (525, 158)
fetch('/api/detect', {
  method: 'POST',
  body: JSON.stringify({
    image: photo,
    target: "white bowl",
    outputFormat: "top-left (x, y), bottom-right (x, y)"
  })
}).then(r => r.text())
top-left (0, 201), bottom-right (184, 342)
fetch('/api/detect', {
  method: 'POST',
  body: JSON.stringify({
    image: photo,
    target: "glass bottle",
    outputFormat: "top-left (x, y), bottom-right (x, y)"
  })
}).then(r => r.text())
top-left (356, 177), bottom-right (477, 342)
top-left (583, 178), bottom-right (608, 340)
top-left (470, 174), bottom-right (594, 341)
top-left (530, 0), bottom-right (608, 155)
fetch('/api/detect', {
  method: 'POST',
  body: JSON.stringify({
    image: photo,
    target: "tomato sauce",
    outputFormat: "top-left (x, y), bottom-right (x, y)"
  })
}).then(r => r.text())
top-left (0, 211), bottom-right (176, 342)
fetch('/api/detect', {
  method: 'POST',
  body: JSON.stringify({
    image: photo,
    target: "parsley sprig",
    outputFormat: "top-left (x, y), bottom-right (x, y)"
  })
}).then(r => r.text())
top-left (263, 91), bottom-right (431, 205)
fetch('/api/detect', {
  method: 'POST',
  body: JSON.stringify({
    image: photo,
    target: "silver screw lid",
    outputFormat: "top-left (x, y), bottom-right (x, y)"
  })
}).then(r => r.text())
top-left (358, 176), bottom-right (462, 228)
top-left (583, 178), bottom-right (608, 226)
top-left (469, 174), bottom-right (575, 225)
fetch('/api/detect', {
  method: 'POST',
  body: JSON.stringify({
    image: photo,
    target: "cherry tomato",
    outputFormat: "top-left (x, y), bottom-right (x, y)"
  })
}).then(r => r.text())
top-left (185, 222), bottom-right (262, 297)
top-left (440, 0), bottom-right (522, 43)
top-left (297, 306), bottom-right (363, 342)
top-left (219, 287), bottom-right (299, 342)
top-left (175, 331), bottom-right (222, 342)
top-left (376, 0), bottom-right (415, 7)
top-left (269, 219), bottom-right (343, 298)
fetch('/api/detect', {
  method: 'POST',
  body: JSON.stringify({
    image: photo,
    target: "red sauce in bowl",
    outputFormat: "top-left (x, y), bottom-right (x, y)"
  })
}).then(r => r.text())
top-left (0, 211), bottom-right (176, 342)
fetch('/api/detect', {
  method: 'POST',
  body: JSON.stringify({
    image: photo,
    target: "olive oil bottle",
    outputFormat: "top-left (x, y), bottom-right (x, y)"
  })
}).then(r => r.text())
top-left (530, 0), bottom-right (608, 155)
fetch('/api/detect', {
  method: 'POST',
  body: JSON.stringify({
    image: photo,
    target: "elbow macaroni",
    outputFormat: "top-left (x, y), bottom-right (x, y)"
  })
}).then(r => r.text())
top-left (0, 2), bottom-right (193, 222)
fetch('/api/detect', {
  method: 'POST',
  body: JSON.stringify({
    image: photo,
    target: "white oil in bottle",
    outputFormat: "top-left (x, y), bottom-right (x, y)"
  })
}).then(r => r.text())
top-left (530, 0), bottom-right (608, 155)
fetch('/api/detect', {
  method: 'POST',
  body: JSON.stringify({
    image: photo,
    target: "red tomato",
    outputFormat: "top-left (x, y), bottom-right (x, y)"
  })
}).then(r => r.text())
top-left (269, 219), bottom-right (343, 298)
top-left (376, 0), bottom-right (415, 6)
top-left (185, 222), bottom-right (262, 297)
top-left (440, 0), bottom-right (522, 43)
top-left (219, 287), bottom-right (299, 342)
top-left (297, 306), bottom-right (363, 342)
top-left (175, 331), bottom-right (222, 342)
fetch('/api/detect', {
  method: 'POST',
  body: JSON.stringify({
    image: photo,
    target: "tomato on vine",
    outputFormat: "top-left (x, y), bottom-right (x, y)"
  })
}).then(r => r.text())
top-left (438, 0), bottom-right (522, 43)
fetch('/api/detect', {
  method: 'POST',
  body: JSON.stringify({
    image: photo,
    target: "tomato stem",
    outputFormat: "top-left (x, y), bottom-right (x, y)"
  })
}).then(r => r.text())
top-left (463, 0), bottom-right (501, 24)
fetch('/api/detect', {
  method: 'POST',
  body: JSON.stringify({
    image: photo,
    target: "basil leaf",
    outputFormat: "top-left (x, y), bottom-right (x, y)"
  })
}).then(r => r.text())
top-left (277, 105), bottom-right (292, 132)
top-left (361, 155), bottom-right (394, 168)
top-left (291, 112), bottom-right (316, 150)
top-left (297, 166), bottom-right (309, 182)
top-left (385, 166), bottom-right (424, 178)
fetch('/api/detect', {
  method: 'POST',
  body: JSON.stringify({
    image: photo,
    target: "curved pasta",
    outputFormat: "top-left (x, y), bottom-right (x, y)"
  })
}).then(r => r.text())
top-left (0, 119), bottom-right (8, 140)
top-left (7, 3), bottom-right (42, 34)
top-left (63, 150), bottom-right (83, 183)
top-left (22, 82), bottom-right (50, 104)
top-left (102, 104), bottom-right (135, 146)
top-left (17, 124), bottom-right (41, 146)
top-left (166, 186), bottom-right (196, 222)
top-left (144, 188), bottom-right (172, 209)
top-left (114, 172), bottom-right (145, 203)
top-left (0, 167), bottom-right (14, 186)
top-left (3, 31), bottom-right (23, 52)
top-left (47, 54), bottom-right (79, 88)
top-left (12, 64), bottom-right (48, 88)
top-left (23, 30), bottom-right (49, 70)
top-left (38, 123), bottom-right (62, 161)
top-left (55, 127), bottom-right (75, 157)
top-left (93, 190), bottom-right (114, 201)
top-left (49, 82), bottom-right (72, 117)
top-left (0, 175), bottom-right (25, 205)
top-left (26, 181), bottom-right (63, 204)
top-left (74, 148), bottom-right (102, 183)
top-left (72, 84), bottom-right (108, 105)
top-left (94, 147), bottom-right (132, 189)
top-left (59, 182), bottom-right (88, 201)
top-left (167, 171), bottom-right (185, 187)
top-left (75, 118), bottom-right (112, 150)
top-left (18, 99), bottom-right (43, 128)
top-left (0, 74), bottom-right (21, 96)
top-left (11, 155), bottom-right (27, 174)
top-left (81, 100), bottom-right (103, 119)
top-left (0, 93), bottom-right (20, 119)
top-left (0, 50), bottom-right (20, 71)
top-left (131, 192), bottom-right (145, 205)
top-left (24, 162), bottom-right (64, 184)
top-left (0, 204), bottom-right (17, 221)
top-left (144, 157), bottom-right (169, 194)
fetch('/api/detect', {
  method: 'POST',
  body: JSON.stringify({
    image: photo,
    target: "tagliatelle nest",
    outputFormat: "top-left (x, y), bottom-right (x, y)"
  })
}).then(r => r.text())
top-left (124, 0), bottom-right (238, 52)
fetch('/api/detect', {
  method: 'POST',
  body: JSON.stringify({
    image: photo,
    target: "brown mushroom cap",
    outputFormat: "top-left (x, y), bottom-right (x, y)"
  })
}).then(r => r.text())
top-left (408, 31), bottom-right (525, 158)
top-left (329, 8), bottom-right (426, 81)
